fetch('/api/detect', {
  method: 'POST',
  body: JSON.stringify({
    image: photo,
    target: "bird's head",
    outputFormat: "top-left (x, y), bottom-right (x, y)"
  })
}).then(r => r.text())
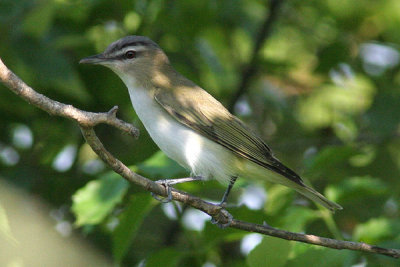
top-left (80, 36), bottom-right (170, 82)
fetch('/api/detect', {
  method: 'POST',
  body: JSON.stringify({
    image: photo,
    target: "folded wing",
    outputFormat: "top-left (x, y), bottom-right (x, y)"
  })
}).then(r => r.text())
top-left (154, 87), bottom-right (304, 186)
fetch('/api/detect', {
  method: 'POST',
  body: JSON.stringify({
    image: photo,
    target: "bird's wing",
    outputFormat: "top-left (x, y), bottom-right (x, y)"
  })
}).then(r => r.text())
top-left (154, 87), bottom-right (304, 185)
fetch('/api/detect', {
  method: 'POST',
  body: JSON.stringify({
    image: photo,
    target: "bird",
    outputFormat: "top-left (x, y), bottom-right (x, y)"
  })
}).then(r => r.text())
top-left (80, 35), bottom-right (342, 216)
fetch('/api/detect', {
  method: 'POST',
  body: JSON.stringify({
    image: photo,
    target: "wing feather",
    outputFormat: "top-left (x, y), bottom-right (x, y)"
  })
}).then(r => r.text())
top-left (154, 88), bottom-right (303, 186)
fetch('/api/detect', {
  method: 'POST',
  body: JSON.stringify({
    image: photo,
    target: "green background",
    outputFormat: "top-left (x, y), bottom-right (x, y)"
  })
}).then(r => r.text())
top-left (1, 0), bottom-right (400, 266)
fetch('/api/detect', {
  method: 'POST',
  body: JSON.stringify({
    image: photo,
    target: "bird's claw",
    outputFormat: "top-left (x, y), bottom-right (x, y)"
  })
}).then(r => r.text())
top-left (151, 179), bottom-right (173, 203)
top-left (219, 201), bottom-right (227, 209)
top-left (211, 206), bottom-right (233, 228)
top-left (151, 177), bottom-right (203, 203)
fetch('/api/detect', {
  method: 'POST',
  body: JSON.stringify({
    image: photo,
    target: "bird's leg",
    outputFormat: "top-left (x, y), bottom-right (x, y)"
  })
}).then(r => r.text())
top-left (219, 176), bottom-right (238, 207)
top-left (151, 176), bottom-right (203, 203)
top-left (211, 176), bottom-right (237, 228)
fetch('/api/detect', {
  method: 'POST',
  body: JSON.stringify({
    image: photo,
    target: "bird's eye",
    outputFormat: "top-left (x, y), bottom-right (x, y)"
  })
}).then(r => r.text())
top-left (125, 50), bottom-right (136, 59)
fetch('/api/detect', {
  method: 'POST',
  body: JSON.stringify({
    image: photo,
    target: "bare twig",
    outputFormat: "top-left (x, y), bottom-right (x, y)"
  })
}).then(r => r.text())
top-left (1, 57), bottom-right (399, 258)
top-left (0, 60), bottom-right (139, 138)
top-left (228, 0), bottom-right (284, 111)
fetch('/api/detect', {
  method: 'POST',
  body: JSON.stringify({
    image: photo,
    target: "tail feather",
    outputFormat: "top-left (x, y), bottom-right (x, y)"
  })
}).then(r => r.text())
top-left (242, 162), bottom-right (342, 211)
top-left (295, 184), bottom-right (342, 212)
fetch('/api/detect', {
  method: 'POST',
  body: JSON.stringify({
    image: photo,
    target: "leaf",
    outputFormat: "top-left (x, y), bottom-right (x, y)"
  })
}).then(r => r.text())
top-left (304, 146), bottom-right (357, 174)
top-left (137, 151), bottom-right (186, 178)
top-left (303, 145), bottom-right (362, 186)
top-left (22, 0), bottom-right (56, 38)
top-left (315, 41), bottom-right (349, 73)
top-left (354, 217), bottom-right (393, 244)
top-left (265, 185), bottom-right (293, 216)
top-left (282, 207), bottom-right (319, 232)
top-left (16, 40), bottom-right (90, 103)
top-left (297, 75), bottom-right (375, 130)
top-left (247, 236), bottom-right (292, 267)
top-left (367, 91), bottom-right (400, 136)
top-left (326, 176), bottom-right (387, 203)
top-left (71, 172), bottom-right (129, 226)
top-left (112, 193), bottom-right (155, 262)
top-left (286, 245), bottom-right (349, 267)
top-left (145, 248), bottom-right (182, 267)
top-left (203, 219), bottom-right (238, 244)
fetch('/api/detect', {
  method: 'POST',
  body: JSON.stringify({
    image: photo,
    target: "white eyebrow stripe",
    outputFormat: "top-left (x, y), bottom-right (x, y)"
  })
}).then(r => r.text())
top-left (110, 45), bottom-right (148, 57)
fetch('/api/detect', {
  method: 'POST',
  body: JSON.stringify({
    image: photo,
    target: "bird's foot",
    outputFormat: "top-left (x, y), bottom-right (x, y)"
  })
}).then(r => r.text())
top-left (211, 203), bottom-right (233, 228)
top-left (151, 176), bottom-right (203, 203)
top-left (151, 179), bottom-right (173, 203)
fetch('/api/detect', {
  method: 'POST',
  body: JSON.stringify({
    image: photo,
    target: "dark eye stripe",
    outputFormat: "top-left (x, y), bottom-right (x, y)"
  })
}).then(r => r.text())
top-left (113, 51), bottom-right (142, 60)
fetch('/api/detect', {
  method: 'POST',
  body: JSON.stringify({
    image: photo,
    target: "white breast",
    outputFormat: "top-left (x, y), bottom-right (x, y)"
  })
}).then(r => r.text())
top-left (120, 75), bottom-right (236, 183)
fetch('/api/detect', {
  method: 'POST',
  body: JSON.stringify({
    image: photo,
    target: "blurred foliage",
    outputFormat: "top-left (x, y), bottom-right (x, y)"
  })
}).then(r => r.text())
top-left (1, 0), bottom-right (400, 266)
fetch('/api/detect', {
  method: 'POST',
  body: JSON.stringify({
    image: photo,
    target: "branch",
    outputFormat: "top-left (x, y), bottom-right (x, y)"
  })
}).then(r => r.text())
top-left (1, 57), bottom-right (399, 259)
top-left (228, 0), bottom-right (284, 112)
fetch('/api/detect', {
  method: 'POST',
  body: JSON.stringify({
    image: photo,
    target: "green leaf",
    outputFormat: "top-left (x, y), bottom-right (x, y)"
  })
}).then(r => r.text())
top-left (282, 207), bottom-right (319, 232)
top-left (367, 91), bottom-right (400, 135)
top-left (22, 0), bottom-right (56, 38)
top-left (16, 41), bottom-right (90, 103)
top-left (146, 248), bottom-right (182, 267)
top-left (326, 176), bottom-right (387, 203)
top-left (265, 185), bottom-right (293, 216)
top-left (123, 11), bottom-right (142, 32)
top-left (297, 75), bottom-right (375, 130)
top-left (304, 146), bottom-right (357, 175)
top-left (137, 151), bottom-right (186, 178)
top-left (354, 217), bottom-right (393, 243)
top-left (247, 236), bottom-right (292, 267)
top-left (112, 193), bottom-right (155, 262)
top-left (286, 245), bottom-right (349, 267)
top-left (71, 172), bottom-right (129, 226)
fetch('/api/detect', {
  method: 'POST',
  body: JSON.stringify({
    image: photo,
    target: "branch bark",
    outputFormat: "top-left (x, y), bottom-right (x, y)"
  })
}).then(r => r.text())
top-left (228, 0), bottom-right (284, 112)
top-left (1, 57), bottom-right (399, 259)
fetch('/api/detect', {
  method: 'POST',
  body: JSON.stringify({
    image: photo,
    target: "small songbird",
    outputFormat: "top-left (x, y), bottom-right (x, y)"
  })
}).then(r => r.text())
top-left (80, 35), bottom-right (342, 213)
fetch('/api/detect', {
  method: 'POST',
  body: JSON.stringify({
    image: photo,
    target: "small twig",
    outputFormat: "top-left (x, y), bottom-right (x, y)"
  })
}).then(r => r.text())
top-left (228, 0), bottom-right (284, 111)
top-left (1, 57), bottom-right (399, 258)
top-left (231, 220), bottom-right (400, 258)
top-left (0, 58), bottom-right (138, 138)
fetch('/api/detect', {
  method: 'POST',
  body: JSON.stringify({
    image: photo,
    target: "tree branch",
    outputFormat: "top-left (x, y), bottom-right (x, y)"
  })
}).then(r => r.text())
top-left (1, 57), bottom-right (399, 259)
top-left (228, 0), bottom-right (284, 112)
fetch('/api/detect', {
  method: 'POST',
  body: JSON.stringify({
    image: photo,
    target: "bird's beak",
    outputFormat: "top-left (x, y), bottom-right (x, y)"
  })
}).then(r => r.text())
top-left (79, 53), bottom-right (108, 64)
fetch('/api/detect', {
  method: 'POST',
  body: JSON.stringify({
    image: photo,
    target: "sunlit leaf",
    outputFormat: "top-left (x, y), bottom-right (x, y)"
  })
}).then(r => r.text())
top-left (354, 217), bottom-right (393, 243)
top-left (124, 11), bottom-right (142, 32)
top-left (72, 172), bottom-right (129, 226)
top-left (297, 75), bottom-right (375, 130)
top-left (349, 145), bottom-right (376, 167)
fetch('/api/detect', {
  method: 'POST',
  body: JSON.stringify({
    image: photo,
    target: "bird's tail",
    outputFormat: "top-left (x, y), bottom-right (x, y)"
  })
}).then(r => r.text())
top-left (294, 183), bottom-right (342, 212)
top-left (241, 162), bottom-right (342, 211)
